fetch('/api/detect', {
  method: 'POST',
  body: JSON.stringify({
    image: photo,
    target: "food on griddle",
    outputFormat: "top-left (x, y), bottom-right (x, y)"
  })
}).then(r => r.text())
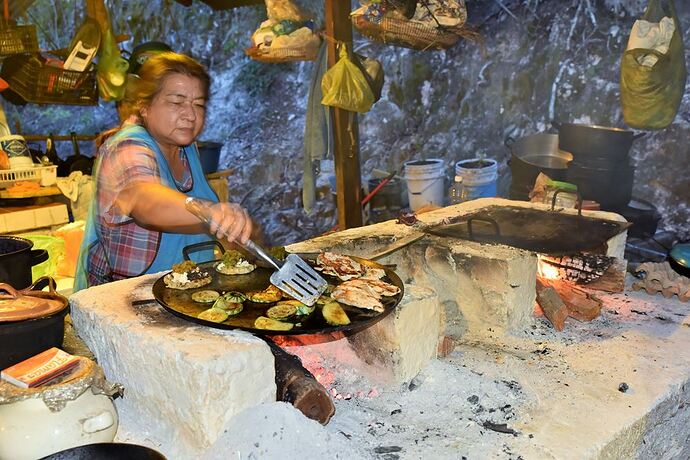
top-left (197, 307), bottom-right (229, 323)
top-left (222, 291), bottom-right (247, 303)
top-left (268, 246), bottom-right (288, 261)
top-left (344, 278), bottom-right (400, 297)
top-left (164, 260), bottom-right (212, 290)
top-left (212, 295), bottom-right (244, 316)
top-left (361, 267), bottom-right (386, 280)
top-left (215, 250), bottom-right (256, 275)
top-left (248, 285), bottom-right (283, 303)
top-left (315, 294), bottom-right (332, 305)
top-left (322, 301), bottom-right (350, 326)
top-left (331, 283), bottom-right (384, 312)
top-left (191, 290), bottom-right (220, 303)
top-left (266, 304), bottom-right (297, 321)
top-left (274, 299), bottom-right (314, 316)
top-left (254, 316), bottom-right (294, 331)
top-left (315, 252), bottom-right (366, 281)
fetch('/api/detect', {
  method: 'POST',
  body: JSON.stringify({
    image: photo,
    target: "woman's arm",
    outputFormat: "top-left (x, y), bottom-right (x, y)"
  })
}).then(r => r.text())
top-left (115, 181), bottom-right (253, 244)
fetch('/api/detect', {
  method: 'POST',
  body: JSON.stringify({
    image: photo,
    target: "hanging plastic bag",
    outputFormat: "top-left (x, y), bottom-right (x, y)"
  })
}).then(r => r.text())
top-left (321, 44), bottom-right (375, 113)
top-left (620, 0), bottom-right (687, 130)
top-left (96, 28), bottom-right (129, 101)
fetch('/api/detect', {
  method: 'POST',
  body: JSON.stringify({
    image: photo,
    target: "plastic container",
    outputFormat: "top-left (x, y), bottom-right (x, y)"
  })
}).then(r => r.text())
top-left (455, 158), bottom-right (498, 201)
top-left (54, 221), bottom-right (85, 277)
top-left (448, 175), bottom-right (465, 205)
top-left (17, 234), bottom-right (65, 280)
top-left (404, 159), bottom-right (446, 211)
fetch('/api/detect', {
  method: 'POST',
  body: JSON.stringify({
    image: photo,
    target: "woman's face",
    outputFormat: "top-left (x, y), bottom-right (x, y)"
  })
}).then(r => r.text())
top-left (140, 73), bottom-right (207, 153)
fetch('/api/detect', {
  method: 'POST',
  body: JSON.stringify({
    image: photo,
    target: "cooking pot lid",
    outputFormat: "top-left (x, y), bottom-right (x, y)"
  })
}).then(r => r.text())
top-left (0, 282), bottom-right (66, 322)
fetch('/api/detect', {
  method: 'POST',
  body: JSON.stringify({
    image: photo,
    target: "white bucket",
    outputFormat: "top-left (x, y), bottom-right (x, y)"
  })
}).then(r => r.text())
top-left (455, 158), bottom-right (498, 200)
top-left (404, 159), bottom-right (446, 211)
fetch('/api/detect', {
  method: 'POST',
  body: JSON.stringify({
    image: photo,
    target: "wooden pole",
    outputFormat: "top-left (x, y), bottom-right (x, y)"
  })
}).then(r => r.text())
top-left (324, 0), bottom-right (363, 229)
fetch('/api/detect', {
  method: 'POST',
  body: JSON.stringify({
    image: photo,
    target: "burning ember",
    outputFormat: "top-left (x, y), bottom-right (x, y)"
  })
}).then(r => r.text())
top-left (537, 256), bottom-right (561, 280)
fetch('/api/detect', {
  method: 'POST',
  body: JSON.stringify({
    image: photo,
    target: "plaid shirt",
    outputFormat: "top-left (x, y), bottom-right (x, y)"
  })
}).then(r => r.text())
top-left (87, 129), bottom-right (193, 286)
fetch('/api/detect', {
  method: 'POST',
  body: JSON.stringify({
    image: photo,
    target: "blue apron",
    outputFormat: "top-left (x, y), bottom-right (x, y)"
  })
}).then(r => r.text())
top-left (74, 125), bottom-right (219, 292)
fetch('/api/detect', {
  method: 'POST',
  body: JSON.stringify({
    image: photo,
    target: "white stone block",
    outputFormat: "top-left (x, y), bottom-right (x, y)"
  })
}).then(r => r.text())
top-left (348, 285), bottom-right (440, 383)
top-left (69, 274), bottom-right (275, 458)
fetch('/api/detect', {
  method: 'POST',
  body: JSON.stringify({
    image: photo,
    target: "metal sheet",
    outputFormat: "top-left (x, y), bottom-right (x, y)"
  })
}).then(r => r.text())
top-left (424, 205), bottom-right (630, 255)
top-left (152, 256), bottom-right (404, 336)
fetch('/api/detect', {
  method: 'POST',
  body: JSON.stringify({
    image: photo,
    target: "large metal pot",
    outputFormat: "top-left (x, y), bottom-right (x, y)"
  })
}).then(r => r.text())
top-left (505, 133), bottom-right (573, 200)
top-left (553, 121), bottom-right (645, 159)
top-left (0, 236), bottom-right (49, 289)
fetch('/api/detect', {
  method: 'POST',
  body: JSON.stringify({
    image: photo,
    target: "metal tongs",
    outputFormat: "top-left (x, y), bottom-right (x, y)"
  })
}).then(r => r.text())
top-left (185, 197), bottom-right (327, 306)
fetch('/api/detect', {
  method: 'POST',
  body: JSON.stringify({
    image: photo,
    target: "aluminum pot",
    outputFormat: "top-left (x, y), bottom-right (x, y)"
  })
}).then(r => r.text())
top-left (553, 121), bottom-right (645, 159)
top-left (505, 133), bottom-right (572, 200)
top-left (0, 235), bottom-right (49, 289)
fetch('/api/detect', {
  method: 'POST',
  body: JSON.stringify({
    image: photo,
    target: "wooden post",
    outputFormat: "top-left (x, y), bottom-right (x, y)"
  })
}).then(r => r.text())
top-left (324, 0), bottom-right (363, 229)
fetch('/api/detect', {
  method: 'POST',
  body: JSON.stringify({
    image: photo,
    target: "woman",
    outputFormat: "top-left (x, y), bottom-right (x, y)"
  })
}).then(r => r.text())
top-left (75, 52), bottom-right (252, 290)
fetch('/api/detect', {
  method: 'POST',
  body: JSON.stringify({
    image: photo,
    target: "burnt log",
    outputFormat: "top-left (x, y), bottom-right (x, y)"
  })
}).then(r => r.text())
top-left (264, 338), bottom-right (335, 425)
top-left (535, 279), bottom-right (568, 331)
top-left (540, 279), bottom-right (603, 321)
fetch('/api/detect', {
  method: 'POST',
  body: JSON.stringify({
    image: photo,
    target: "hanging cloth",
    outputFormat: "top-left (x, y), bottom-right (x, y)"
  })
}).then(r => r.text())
top-left (620, 0), bottom-right (687, 130)
top-left (302, 41), bottom-right (332, 213)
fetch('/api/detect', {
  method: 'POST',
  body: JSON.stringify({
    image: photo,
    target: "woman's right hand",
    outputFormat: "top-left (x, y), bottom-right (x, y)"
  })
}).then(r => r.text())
top-left (207, 202), bottom-right (253, 245)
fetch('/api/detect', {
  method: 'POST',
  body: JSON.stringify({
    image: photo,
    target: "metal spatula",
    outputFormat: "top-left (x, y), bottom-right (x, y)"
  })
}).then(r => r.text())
top-left (185, 198), bottom-right (327, 306)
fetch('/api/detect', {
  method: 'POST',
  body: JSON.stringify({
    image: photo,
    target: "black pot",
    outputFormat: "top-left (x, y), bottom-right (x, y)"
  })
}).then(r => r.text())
top-left (41, 443), bottom-right (166, 460)
top-left (554, 121), bottom-right (645, 159)
top-left (0, 236), bottom-right (48, 289)
top-left (0, 277), bottom-right (68, 369)
top-left (567, 164), bottom-right (634, 210)
top-left (610, 198), bottom-right (661, 238)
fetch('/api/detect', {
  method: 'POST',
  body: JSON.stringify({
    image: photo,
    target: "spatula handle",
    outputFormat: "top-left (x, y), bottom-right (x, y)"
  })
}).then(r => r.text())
top-left (185, 197), bottom-right (282, 271)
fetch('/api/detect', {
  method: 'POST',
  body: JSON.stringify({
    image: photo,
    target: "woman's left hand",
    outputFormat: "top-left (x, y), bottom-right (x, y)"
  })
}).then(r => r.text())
top-left (207, 202), bottom-right (253, 245)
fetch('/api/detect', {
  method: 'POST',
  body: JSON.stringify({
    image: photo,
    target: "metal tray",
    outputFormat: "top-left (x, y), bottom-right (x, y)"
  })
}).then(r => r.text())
top-left (152, 256), bottom-right (404, 336)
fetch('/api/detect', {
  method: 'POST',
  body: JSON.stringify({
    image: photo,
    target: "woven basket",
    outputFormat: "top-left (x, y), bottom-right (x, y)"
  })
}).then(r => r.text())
top-left (245, 45), bottom-right (319, 63)
top-left (352, 12), bottom-right (474, 51)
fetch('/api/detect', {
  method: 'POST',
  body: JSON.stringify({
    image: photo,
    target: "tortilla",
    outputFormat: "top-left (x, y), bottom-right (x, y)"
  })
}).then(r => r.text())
top-left (215, 260), bottom-right (256, 275)
top-left (163, 273), bottom-right (212, 290)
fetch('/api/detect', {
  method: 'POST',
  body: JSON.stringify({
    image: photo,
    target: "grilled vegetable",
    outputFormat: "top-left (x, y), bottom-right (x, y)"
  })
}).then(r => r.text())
top-left (254, 316), bottom-right (294, 331)
top-left (322, 301), bottom-right (350, 326)
top-left (275, 299), bottom-right (314, 316)
top-left (249, 285), bottom-right (283, 303)
top-left (213, 296), bottom-right (244, 316)
top-left (191, 290), bottom-right (220, 304)
top-left (267, 304), bottom-right (297, 321)
top-left (198, 308), bottom-right (229, 323)
top-left (222, 291), bottom-right (247, 303)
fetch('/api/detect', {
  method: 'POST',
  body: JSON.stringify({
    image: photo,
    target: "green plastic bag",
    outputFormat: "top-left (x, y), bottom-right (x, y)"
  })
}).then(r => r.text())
top-left (96, 29), bottom-right (129, 101)
top-left (620, 0), bottom-right (687, 130)
top-left (321, 44), bottom-right (375, 113)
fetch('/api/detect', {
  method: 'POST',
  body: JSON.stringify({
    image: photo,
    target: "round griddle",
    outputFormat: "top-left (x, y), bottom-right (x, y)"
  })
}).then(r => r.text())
top-left (152, 256), bottom-right (404, 336)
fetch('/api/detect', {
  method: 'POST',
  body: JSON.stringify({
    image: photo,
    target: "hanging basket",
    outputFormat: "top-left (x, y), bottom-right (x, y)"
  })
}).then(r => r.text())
top-left (3, 56), bottom-right (98, 106)
top-left (245, 45), bottom-right (319, 63)
top-left (0, 24), bottom-right (38, 56)
top-left (351, 11), bottom-right (477, 51)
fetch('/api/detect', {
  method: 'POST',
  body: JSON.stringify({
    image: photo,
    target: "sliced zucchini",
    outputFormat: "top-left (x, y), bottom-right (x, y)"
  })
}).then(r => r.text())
top-left (222, 291), bottom-right (247, 303)
top-left (254, 316), bottom-right (294, 331)
top-left (266, 304), bottom-right (297, 321)
top-left (198, 308), bottom-right (229, 323)
top-left (191, 290), bottom-right (220, 304)
top-left (316, 295), bottom-right (333, 305)
top-left (322, 301), bottom-right (350, 326)
top-left (212, 297), bottom-right (244, 315)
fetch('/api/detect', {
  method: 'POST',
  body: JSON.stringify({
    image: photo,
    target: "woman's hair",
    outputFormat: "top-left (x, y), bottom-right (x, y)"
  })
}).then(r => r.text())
top-left (97, 52), bottom-right (210, 148)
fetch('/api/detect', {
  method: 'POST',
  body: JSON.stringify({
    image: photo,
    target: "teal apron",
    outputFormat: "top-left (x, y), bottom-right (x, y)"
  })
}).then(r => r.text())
top-left (74, 125), bottom-right (219, 292)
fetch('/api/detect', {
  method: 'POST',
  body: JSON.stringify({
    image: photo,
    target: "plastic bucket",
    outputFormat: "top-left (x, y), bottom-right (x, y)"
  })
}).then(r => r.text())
top-left (404, 159), bottom-right (445, 211)
top-left (197, 141), bottom-right (223, 175)
top-left (455, 158), bottom-right (498, 200)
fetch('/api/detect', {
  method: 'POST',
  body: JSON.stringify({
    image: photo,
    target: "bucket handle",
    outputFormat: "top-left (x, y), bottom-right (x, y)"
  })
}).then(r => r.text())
top-left (409, 175), bottom-right (444, 196)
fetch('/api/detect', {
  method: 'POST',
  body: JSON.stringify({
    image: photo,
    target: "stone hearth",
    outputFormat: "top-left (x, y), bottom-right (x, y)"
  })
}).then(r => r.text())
top-left (69, 198), bottom-right (638, 459)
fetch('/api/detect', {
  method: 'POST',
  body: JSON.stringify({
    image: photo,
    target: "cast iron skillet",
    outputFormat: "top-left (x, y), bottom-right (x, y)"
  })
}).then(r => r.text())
top-left (152, 246), bottom-right (404, 336)
top-left (40, 442), bottom-right (166, 459)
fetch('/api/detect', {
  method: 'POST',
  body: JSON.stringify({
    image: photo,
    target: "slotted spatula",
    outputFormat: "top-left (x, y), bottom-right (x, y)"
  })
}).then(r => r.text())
top-left (185, 198), bottom-right (327, 306)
